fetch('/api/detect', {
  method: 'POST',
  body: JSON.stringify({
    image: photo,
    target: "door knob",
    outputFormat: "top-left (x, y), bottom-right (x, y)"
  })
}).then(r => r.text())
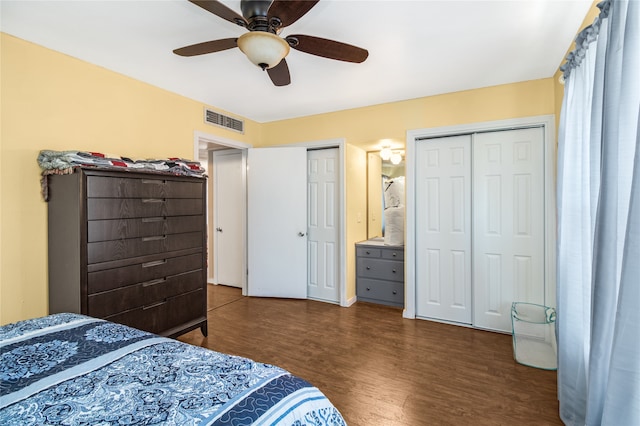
top-left (298, 232), bottom-right (306, 237)
top-left (216, 227), bottom-right (223, 232)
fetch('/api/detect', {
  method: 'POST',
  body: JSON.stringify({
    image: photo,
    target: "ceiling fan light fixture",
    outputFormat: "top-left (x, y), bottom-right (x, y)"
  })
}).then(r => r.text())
top-left (237, 31), bottom-right (290, 70)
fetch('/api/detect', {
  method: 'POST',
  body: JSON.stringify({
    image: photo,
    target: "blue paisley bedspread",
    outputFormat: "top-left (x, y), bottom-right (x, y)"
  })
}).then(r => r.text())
top-left (0, 313), bottom-right (346, 425)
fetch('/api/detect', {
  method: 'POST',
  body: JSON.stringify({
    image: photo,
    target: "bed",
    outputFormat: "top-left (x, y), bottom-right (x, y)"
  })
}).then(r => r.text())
top-left (0, 313), bottom-right (346, 425)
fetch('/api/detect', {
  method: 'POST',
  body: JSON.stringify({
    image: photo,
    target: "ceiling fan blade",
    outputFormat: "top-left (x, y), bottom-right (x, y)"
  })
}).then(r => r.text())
top-left (286, 35), bottom-right (368, 63)
top-left (267, 59), bottom-right (291, 86)
top-left (268, 0), bottom-right (319, 28)
top-left (173, 38), bottom-right (238, 57)
top-left (189, 0), bottom-right (248, 27)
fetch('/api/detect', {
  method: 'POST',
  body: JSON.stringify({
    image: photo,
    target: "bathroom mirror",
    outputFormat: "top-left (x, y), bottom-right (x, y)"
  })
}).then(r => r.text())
top-left (366, 151), bottom-right (406, 242)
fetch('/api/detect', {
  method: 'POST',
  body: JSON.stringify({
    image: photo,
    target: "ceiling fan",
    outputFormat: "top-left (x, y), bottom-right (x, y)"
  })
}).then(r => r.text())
top-left (173, 0), bottom-right (369, 86)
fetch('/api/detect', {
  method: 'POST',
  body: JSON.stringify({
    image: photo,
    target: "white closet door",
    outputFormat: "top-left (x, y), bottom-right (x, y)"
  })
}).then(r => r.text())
top-left (307, 148), bottom-right (340, 303)
top-left (416, 135), bottom-right (472, 324)
top-left (473, 128), bottom-right (545, 332)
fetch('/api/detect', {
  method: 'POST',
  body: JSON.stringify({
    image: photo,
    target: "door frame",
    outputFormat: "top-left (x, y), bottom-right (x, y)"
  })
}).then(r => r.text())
top-left (404, 115), bottom-right (556, 320)
top-left (194, 131), bottom-right (252, 294)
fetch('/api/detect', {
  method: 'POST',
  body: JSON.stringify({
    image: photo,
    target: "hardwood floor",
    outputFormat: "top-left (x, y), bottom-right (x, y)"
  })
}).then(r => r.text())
top-left (179, 284), bottom-right (561, 426)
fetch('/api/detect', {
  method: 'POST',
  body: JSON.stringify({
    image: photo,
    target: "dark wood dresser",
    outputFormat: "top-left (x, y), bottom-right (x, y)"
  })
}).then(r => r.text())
top-left (356, 238), bottom-right (404, 308)
top-left (47, 168), bottom-right (207, 338)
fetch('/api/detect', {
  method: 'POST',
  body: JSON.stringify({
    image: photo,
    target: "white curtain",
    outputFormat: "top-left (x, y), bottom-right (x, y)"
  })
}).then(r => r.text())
top-left (557, 1), bottom-right (640, 425)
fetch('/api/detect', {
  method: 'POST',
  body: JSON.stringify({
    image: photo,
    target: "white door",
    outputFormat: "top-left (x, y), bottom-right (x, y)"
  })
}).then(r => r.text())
top-left (213, 150), bottom-right (244, 288)
top-left (247, 147), bottom-right (307, 298)
top-left (307, 148), bottom-right (340, 303)
top-left (416, 135), bottom-right (472, 324)
top-left (473, 128), bottom-right (545, 332)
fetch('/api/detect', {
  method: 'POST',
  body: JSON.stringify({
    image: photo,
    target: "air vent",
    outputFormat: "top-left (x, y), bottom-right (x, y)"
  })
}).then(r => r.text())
top-left (204, 108), bottom-right (244, 133)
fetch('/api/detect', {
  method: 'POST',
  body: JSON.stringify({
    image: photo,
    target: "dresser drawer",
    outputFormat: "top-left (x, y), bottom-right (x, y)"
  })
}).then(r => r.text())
top-left (87, 176), bottom-right (203, 199)
top-left (87, 284), bottom-right (144, 318)
top-left (87, 198), bottom-right (203, 220)
top-left (87, 269), bottom-right (203, 318)
top-left (356, 278), bottom-right (404, 306)
top-left (88, 253), bottom-right (203, 294)
top-left (103, 308), bottom-right (150, 332)
top-left (88, 216), bottom-right (203, 242)
top-left (356, 247), bottom-right (381, 258)
top-left (143, 289), bottom-right (205, 334)
top-left (357, 258), bottom-right (404, 282)
top-left (104, 288), bottom-right (204, 334)
top-left (142, 269), bottom-right (203, 304)
top-left (87, 232), bottom-right (203, 264)
top-left (162, 288), bottom-right (206, 333)
top-left (381, 248), bottom-right (404, 260)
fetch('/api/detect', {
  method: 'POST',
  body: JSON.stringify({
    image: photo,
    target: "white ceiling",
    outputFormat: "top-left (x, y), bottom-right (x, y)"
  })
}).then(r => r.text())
top-left (1, 0), bottom-right (592, 123)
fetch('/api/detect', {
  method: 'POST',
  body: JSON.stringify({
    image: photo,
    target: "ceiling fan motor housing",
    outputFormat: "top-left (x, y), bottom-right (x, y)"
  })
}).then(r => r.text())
top-left (240, 0), bottom-right (270, 18)
top-left (241, 0), bottom-right (283, 33)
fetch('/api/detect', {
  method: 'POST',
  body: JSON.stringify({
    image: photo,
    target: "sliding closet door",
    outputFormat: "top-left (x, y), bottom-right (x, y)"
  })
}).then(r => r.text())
top-left (472, 128), bottom-right (545, 332)
top-left (416, 135), bottom-right (472, 324)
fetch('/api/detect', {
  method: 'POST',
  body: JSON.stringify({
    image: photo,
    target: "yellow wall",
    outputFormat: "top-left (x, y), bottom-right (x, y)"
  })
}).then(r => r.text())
top-left (0, 33), bottom-right (261, 324)
top-left (261, 79), bottom-right (555, 149)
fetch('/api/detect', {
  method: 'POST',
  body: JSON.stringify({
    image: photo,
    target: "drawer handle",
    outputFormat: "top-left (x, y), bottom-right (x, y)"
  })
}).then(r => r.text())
top-left (366, 251), bottom-right (370, 255)
top-left (142, 198), bottom-right (165, 203)
top-left (143, 300), bottom-right (167, 310)
top-left (142, 278), bottom-right (166, 287)
top-left (142, 235), bottom-right (166, 242)
top-left (392, 269), bottom-right (397, 273)
top-left (366, 287), bottom-right (370, 291)
top-left (392, 253), bottom-right (397, 257)
top-left (393, 290), bottom-right (397, 295)
top-left (366, 266), bottom-right (371, 270)
top-left (141, 217), bottom-right (165, 223)
top-left (142, 259), bottom-right (167, 268)
top-left (142, 179), bottom-right (165, 185)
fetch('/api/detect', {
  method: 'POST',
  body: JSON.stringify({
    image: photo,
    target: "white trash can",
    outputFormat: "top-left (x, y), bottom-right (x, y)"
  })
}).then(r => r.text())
top-left (511, 302), bottom-right (557, 370)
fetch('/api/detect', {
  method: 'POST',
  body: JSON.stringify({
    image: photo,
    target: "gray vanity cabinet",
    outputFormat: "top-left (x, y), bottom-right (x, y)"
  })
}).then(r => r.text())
top-left (356, 239), bottom-right (404, 307)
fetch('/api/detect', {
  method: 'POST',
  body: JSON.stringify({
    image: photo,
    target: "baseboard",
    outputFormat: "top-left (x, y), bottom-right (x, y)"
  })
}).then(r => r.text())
top-left (343, 295), bottom-right (357, 307)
